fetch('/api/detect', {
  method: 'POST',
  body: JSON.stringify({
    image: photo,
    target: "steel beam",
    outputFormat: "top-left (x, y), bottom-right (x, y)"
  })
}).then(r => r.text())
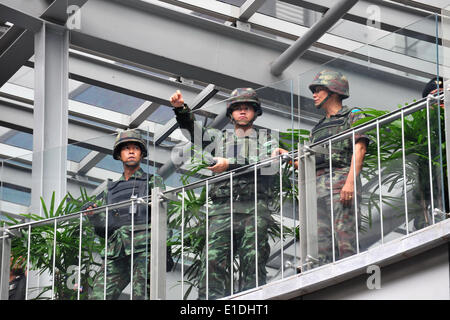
top-left (0, 26), bottom-right (34, 88)
top-left (0, 143), bottom-right (120, 187)
top-left (61, 53), bottom-right (301, 132)
top-left (0, 0), bottom-right (89, 30)
top-left (0, 1), bottom-right (44, 32)
top-left (0, 81), bottom-right (188, 144)
top-left (280, 0), bottom-right (433, 34)
top-left (387, 0), bottom-right (444, 13)
top-left (68, 0), bottom-right (435, 102)
top-left (65, 52), bottom-right (227, 115)
top-left (31, 23), bottom-right (69, 215)
top-left (1, 0), bottom-right (442, 90)
top-left (76, 151), bottom-right (106, 176)
top-left (67, 0), bottom-right (337, 89)
top-left (129, 102), bottom-right (161, 129)
top-left (0, 95), bottom-right (177, 169)
top-left (239, 0), bottom-right (268, 21)
top-left (1, 0), bottom-right (438, 104)
top-left (0, 0), bottom-right (89, 89)
top-left (40, 0), bottom-right (89, 25)
top-left (0, 155), bottom-right (114, 205)
top-left (270, 0), bottom-right (359, 76)
top-left (64, 53), bottom-right (301, 131)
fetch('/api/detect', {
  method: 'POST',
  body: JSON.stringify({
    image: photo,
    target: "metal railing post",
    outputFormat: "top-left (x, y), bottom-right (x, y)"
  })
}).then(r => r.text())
top-left (298, 146), bottom-right (307, 271)
top-left (401, 109), bottom-right (409, 234)
top-left (329, 141), bottom-right (336, 263)
top-left (279, 158), bottom-right (284, 278)
top-left (305, 145), bottom-right (318, 268)
top-left (0, 227), bottom-right (11, 300)
top-left (444, 81), bottom-right (450, 216)
top-left (298, 144), bottom-right (318, 271)
top-left (150, 187), bottom-right (167, 300)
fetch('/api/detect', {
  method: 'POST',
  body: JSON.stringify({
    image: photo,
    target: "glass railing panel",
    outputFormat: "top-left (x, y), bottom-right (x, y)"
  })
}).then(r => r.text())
top-left (6, 197), bottom-right (151, 300)
top-left (84, 199), bottom-right (151, 300)
top-left (364, 13), bottom-right (447, 232)
top-left (0, 159), bottom-right (3, 220)
top-left (440, 8), bottom-right (450, 223)
top-left (164, 185), bottom-right (207, 300)
top-left (297, 13), bottom-right (445, 272)
top-left (369, 13), bottom-right (441, 66)
top-left (157, 78), bottom-right (295, 298)
top-left (2, 128), bottom-right (156, 300)
top-left (209, 171), bottom-right (239, 300)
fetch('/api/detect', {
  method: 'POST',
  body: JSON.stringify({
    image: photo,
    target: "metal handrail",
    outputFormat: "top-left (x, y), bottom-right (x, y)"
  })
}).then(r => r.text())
top-left (3, 92), bottom-right (444, 235)
top-left (310, 92), bottom-right (444, 147)
top-left (5, 197), bottom-right (150, 231)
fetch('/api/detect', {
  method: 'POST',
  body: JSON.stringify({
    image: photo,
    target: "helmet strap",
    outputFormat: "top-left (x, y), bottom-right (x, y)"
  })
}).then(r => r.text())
top-left (316, 92), bottom-right (331, 109)
top-left (229, 114), bottom-right (257, 128)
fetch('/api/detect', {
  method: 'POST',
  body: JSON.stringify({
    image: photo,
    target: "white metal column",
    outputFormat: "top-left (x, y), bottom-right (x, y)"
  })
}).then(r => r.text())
top-left (31, 22), bottom-right (69, 215)
top-left (0, 227), bottom-right (11, 300)
top-left (441, 7), bottom-right (450, 214)
top-left (150, 187), bottom-right (167, 300)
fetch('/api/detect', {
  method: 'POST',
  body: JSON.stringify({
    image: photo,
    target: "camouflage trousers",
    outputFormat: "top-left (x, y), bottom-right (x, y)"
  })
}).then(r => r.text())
top-left (197, 206), bottom-right (273, 300)
top-left (90, 227), bottom-right (151, 300)
top-left (90, 251), bottom-right (151, 300)
top-left (316, 192), bottom-right (358, 266)
top-left (315, 169), bottom-right (359, 266)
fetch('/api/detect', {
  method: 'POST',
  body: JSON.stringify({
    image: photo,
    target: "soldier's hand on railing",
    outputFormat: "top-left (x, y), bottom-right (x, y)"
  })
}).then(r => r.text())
top-left (272, 148), bottom-right (298, 169)
top-left (82, 201), bottom-right (98, 216)
top-left (428, 88), bottom-right (445, 109)
top-left (272, 147), bottom-right (284, 157)
top-left (207, 157), bottom-right (229, 173)
top-left (170, 90), bottom-right (185, 108)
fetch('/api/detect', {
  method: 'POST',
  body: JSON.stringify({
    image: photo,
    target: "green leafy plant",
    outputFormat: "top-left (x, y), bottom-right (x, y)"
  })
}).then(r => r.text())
top-left (5, 189), bottom-right (104, 300)
top-left (353, 101), bottom-right (446, 229)
top-left (167, 151), bottom-right (295, 299)
top-left (275, 101), bottom-right (446, 237)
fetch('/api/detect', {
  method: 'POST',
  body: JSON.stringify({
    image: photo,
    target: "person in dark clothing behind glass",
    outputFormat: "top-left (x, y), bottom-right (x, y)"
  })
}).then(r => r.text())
top-left (9, 256), bottom-right (26, 300)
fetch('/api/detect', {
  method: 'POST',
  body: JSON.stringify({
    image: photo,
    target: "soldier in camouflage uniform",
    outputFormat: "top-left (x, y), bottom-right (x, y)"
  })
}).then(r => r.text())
top-left (85, 129), bottom-right (165, 300)
top-left (308, 70), bottom-right (369, 265)
top-left (413, 76), bottom-right (448, 229)
top-left (170, 88), bottom-right (279, 299)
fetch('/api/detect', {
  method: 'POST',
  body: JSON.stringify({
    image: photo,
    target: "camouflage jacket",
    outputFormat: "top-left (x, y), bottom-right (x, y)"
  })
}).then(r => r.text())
top-left (310, 105), bottom-right (369, 170)
top-left (174, 105), bottom-right (279, 208)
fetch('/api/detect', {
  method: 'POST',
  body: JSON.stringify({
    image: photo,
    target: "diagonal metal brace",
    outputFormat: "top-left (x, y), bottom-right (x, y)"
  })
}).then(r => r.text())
top-left (0, 227), bottom-right (20, 238)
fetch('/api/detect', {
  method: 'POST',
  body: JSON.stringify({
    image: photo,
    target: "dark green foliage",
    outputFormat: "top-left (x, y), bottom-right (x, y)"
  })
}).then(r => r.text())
top-left (352, 102), bottom-right (446, 228)
top-left (5, 189), bottom-right (105, 300)
top-left (166, 151), bottom-right (295, 299)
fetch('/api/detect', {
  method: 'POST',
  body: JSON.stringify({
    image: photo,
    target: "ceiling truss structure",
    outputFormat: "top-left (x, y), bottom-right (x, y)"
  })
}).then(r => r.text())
top-left (0, 0), bottom-right (448, 211)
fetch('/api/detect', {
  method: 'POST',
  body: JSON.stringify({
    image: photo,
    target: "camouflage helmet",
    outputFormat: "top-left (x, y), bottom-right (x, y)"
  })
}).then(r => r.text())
top-left (113, 129), bottom-right (148, 160)
top-left (226, 88), bottom-right (262, 117)
top-left (309, 69), bottom-right (349, 99)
